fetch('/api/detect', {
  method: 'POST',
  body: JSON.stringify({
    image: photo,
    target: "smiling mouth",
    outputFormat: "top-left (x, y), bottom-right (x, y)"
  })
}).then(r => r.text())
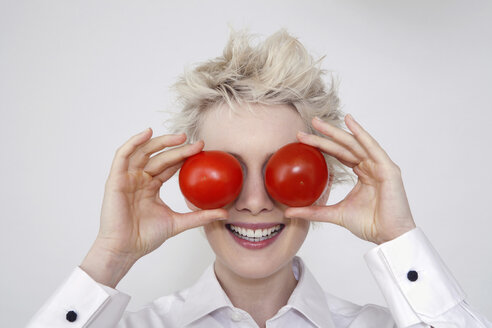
top-left (225, 223), bottom-right (286, 242)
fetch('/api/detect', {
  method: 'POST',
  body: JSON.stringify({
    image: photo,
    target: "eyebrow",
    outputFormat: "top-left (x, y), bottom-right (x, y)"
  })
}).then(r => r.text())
top-left (226, 151), bottom-right (274, 164)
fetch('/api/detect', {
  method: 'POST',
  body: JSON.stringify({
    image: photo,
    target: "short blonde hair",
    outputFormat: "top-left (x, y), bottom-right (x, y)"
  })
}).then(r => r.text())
top-left (162, 28), bottom-right (356, 227)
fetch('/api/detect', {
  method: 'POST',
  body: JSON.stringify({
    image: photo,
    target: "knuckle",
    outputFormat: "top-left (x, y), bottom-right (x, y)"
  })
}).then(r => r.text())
top-left (388, 161), bottom-right (401, 173)
top-left (115, 144), bottom-right (127, 157)
top-left (158, 155), bottom-right (176, 170)
top-left (136, 147), bottom-right (150, 159)
top-left (393, 163), bottom-right (401, 173)
top-left (334, 148), bottom-right (348, 160)
top-left (319, 126), bottom-right (333, 137)
top-left (383, 162), bottom-right (401, 177)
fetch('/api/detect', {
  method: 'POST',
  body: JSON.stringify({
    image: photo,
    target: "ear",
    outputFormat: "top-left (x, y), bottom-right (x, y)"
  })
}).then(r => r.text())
top-left (315, 171), bottom-right (334, 206)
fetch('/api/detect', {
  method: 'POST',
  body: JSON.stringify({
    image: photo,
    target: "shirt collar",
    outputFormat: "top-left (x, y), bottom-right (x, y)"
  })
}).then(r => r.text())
top-left (286, 256), bottom-right (336, 328)
top-left (178, 262), bottom-right (232, 326)
top-left (179, 256), bottom-right (335, 328)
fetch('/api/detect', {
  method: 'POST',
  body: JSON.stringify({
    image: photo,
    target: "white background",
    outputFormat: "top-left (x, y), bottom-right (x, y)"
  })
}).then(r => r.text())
top-left (1, 0), bottom-right (491, 326)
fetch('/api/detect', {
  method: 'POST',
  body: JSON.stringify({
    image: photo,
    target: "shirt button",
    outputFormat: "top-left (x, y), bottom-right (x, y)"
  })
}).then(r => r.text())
top-left (66, 310), bottom-right (77, 322)
top-left (231, 311), bottom-right (243, 322)
top-left (407, 270), bottom-right (419, 282)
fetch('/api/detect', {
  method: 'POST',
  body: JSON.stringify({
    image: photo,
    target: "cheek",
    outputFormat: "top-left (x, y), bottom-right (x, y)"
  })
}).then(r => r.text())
top-left (203, 221), bottom-right (224, 243)
top-left (281, 218), bottom-right (310, 250)
top-left (290, 218), bottom-right (310, 236)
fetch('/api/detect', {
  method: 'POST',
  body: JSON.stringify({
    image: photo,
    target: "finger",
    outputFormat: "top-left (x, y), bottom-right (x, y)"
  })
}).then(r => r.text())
top-left (150, 162), bottom-right (183, 192)
top-left (110, 128), bottom-right (153, 175)
top-left (172, 209), bottom-right (229, 235)
top-left (296, 132), bottom-right (360, 168)
top-left (311, 117), bottom-right (368, 160)
top-left (129, 133), bottom-right (187, 170)
top-left (137, 162), bottom-right (185, 200)
top-left (284, 204), bottom-right (343, 227)
top-left (344, 114), bottom-right (392, 164)
top-left (143, 140), bottom-right (205, 177)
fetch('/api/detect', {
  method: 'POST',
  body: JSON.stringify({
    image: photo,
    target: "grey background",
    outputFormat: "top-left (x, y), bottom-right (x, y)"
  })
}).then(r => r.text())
top-left (1, 0), bottom-right (491, 326)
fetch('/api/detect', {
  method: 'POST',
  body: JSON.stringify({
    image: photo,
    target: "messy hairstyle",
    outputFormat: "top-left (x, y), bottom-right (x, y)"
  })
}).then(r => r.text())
top-left (162, 28), bottom-right (355, 223)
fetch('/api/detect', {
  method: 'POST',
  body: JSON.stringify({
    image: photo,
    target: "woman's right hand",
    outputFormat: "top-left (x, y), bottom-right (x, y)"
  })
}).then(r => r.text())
top-left (88, 128), bottom-right (228, 266)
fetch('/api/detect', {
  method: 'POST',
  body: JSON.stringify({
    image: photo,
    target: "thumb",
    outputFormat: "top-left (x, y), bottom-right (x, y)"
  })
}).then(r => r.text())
top-left (284, 203), bottom-right (343, 227)
top-left (173, 208), bottom-right (228, 235)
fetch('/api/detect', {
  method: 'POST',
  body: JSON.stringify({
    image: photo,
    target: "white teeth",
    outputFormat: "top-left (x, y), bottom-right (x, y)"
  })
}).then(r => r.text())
top-left (228, 224), bottom-right (283, 240)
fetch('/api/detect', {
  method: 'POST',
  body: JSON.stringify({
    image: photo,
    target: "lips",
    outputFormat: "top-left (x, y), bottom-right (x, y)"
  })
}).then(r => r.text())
top-left (224, 222), bottom-right (285, 230)
top-left (225, 222), bottom-right (286, 250)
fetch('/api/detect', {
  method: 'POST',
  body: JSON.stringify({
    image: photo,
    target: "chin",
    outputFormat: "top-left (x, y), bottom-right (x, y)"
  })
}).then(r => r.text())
top-left (222, 256), bottom-right (291, 280)
top-left (205, 218), bottom-right (309, 280)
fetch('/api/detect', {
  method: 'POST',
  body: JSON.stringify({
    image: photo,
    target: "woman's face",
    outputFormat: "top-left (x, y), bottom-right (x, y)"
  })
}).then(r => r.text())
top-left (185, 103), bottom-right (332, 280)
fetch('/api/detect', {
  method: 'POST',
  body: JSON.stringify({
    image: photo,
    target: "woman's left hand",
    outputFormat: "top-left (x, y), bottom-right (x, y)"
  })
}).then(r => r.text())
top-left (284, 114), bottom-right (416, 245)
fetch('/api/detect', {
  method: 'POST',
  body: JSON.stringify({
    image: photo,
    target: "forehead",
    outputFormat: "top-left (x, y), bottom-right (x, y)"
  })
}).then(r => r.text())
top-left (198, 103), bottom-right (307, 157)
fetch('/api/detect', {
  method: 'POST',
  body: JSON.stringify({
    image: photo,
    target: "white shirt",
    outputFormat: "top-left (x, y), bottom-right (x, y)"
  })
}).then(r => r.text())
top-left (27, 228), bottom-right (491, 327)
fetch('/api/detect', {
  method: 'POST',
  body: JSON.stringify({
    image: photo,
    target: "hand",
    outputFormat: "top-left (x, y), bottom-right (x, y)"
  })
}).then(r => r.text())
top-left (96, 128), bottom-right (228, 260)
top-left (284, 115), bottom-right (416, 245)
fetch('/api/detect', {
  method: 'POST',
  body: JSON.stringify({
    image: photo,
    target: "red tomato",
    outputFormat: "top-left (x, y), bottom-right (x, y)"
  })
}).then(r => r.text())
top-left (265, 142), bottom-right (328, 207)
top-left (179, 151), bottom-right (243, 210)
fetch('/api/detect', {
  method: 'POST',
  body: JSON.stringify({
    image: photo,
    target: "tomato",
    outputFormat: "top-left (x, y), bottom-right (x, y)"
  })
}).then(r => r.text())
top-left (179, 151), bottom-right (243, 210)
top-left (265, 142), bottom-right (328, 207)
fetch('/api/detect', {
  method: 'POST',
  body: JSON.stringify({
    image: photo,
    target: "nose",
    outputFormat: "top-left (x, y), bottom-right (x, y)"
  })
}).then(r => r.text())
top-left (234, 167), bottom-right (274, 215)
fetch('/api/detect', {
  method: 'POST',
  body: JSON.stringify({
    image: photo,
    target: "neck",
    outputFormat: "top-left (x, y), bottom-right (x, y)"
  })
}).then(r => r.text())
top-left (214, 258), bottom-right (298, 328)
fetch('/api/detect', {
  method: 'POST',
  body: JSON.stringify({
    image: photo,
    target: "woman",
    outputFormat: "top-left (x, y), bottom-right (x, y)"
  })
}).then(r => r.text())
top-left (27, 29), bottom-right (490, 327)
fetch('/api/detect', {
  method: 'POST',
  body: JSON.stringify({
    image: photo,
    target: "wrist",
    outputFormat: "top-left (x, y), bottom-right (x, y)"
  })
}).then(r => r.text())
top-left (80, 238), bottom-right (138, 288)
top-left (377, 222), bottom-right (417, 245)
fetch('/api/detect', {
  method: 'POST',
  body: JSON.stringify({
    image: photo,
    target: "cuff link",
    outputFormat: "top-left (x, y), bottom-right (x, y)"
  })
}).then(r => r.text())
top-left (66, 310), bottom-right (77, 322)
top-left (407, 270), bottom-right (419, 282)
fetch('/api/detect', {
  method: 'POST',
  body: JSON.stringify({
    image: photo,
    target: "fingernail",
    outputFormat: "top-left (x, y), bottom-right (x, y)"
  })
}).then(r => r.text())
top-left (314, 116), bottom-right (322, 122)
top-left (139, 127), bottom-right (150, 135)
top-left (347, 114), bottom-right (355, 121)
top-left (298, 131), bottom-right (308, 137)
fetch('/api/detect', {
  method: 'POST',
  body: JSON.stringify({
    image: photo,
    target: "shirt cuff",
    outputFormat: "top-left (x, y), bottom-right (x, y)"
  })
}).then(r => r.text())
top-left (27, 266), bottom-right (131, 328)
top-left (364, 227), bottom-right (466, 327)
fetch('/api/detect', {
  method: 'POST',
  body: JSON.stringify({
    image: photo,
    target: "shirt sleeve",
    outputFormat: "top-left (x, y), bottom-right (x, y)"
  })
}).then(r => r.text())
top-left (26, 266), bottom-right (131, 328)
top-left (364, 227), bottom-right (491, 328)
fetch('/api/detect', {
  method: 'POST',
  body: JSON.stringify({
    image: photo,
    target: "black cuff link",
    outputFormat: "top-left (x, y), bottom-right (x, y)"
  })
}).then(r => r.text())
top-left (407, 270), bottom-right (419, 282)
top-left (66, 310), bottom-right (78, 322)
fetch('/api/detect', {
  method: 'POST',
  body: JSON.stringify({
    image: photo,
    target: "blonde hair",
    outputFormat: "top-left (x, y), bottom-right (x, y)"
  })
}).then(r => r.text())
top-left (162, 28), bottom-right (356, 229)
